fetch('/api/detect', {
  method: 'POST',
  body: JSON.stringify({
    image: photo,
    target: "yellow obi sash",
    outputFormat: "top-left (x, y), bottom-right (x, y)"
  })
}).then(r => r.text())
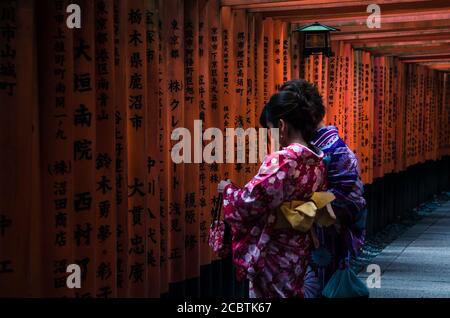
top-left (274, 192), bottom-right (336, 232)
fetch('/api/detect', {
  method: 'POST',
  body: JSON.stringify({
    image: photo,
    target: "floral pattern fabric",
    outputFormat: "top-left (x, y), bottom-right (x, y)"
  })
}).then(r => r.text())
top-left (208, 220), bottom-right (231, 258)
top-left (223, 143), bottom-right (327, 298)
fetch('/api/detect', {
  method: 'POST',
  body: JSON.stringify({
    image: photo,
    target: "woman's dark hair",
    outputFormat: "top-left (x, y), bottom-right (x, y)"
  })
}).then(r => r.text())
top-left (279, 79), bottom-right (325, 127)
top-left (259, 89), bottom-right (318, 143)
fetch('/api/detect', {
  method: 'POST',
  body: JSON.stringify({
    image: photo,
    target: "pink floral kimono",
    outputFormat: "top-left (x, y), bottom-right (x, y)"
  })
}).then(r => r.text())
top-left (223, 143), bottom-right (327, 298)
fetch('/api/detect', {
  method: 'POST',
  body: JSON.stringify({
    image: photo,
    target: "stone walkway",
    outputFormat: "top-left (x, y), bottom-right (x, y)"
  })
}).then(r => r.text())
top-left (358, 200), bottom-right (450, 298)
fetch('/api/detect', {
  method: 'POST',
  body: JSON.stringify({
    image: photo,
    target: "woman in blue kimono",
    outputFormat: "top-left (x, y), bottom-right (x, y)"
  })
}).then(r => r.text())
top-left (280, 79), bottom-right (367, 286)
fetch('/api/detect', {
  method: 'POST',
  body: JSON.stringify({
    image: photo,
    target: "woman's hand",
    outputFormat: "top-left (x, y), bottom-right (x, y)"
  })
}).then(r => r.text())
top-left (217, 179), bottom-right (231, 193)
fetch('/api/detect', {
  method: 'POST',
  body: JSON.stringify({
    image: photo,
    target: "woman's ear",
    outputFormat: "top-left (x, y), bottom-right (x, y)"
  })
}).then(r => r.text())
top-left (279, 119), bottom-right (288, 137)
top-left (278, 119), bottom-right (288, 145)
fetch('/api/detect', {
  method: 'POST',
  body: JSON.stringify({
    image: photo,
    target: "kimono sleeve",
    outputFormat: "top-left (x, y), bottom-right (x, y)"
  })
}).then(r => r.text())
top-left (328, 148), bottom-right (366, 226)
top-left (222, 151), bottom-right (298, 227)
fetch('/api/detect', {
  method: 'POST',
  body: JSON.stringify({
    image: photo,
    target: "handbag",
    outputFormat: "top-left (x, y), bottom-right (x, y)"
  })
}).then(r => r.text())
top-left (321, 267), bottom-right (370, 298)
top-left (208, 193), bottom-right (232, 258)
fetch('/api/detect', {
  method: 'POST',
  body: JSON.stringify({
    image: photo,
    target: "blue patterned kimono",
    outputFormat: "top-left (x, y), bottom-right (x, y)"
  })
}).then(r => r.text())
top-left (311, 126), bottom-right (367, 284)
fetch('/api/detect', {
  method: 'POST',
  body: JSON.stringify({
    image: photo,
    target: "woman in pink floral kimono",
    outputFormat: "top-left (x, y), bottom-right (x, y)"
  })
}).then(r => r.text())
top-left (218, 90), bottom-right (327, 298)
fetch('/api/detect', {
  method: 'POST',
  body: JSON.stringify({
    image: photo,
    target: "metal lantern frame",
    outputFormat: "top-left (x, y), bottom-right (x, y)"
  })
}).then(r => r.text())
top-left (294, 22), bottom-right (340, 57)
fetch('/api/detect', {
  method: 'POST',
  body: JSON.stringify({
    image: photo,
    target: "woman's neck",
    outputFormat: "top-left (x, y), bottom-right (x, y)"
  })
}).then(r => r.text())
top-left (286, 134), bottom-right (309, 148)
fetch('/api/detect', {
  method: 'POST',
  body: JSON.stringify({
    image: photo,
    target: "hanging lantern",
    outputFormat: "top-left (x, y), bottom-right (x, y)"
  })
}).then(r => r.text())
top-left (294, 22), bottom-right (339, 58)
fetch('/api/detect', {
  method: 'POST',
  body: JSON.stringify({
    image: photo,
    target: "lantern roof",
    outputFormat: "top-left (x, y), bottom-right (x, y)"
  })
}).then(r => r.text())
top-left (294, 22), bottom-right (340, 32)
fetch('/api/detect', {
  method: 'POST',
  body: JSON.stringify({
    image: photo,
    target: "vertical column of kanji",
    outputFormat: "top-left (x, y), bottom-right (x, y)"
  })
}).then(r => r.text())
top-left (358, 51), bottom-right (365, 173)
top-left (35, 0), bottom-right (75, 297)
top-left (441, 75), bottom-right (446, 158)
top-left (347, 44), bottom-right (357, 153)
top-left (243, 12), bottom-right (254, 188)
top-left (162, 0), bottom-right (186, 284)
top-left (432, 72), bottom-right (443, 160)
top-left (290, 23), bottom-right (300, 80)
top-left (421, 68), bottom-right (434, 162)
top-left (303, 56), bottom-right (310, 83)
top-left (393, 60), bottom-right (402, 173)
top-left (282, 23), bottom-right (291, 85)
top-left (431, 71), bottom-right (437, 161)
top-left (395, 61), bottom-right (405, 172)
top-left (183, 0), bottom-right (200, 280)
top-left (326, 54), bottom-right (337, 127)
top-left (424, 69), bottom-right (432, 162)
top-left (319, 56), bottom-right (326, 97)
top-left (425, 68), bottom-right (431, 162)
top-left (145, 0), bottom-right (161, 297)
top-left (368, 54), bottom-right (375, 183)
top-left (446, 74), bottom-right (448, 156)
top-left (390, 58), bottom-right (396, 172)
top-left (207, 0), bottom-right (223, 262)
top-left (94, 0), bottom-right (116, 298)
top-left (444, 75), bottom-right (449, 157)
top-left (273, 20), bottom-right (283, 92)
top-left (0, 0), bottom-right (33, 297)
top-left (441, 75), bottom-right (447, 157)
top-left (255, 14), bottom-right (264, 123)
top-left (373, 57), bottom-right (384, 179)
top-left (391, 59), bottom-right (397, 171)
top-left (312, 55), bottom-right (320, 92)
top-left (320, 55), bottom-right (329, 124)
top-left (341, 44), bottom-right (352, 148)
top-left (221, 6), bottom-right (236, 186)
top-left (412, 65), bottom-right (418, 167)
top-left (356, 52), bottom-right (363, 172)
top-left (436, 73), bottom-right (445, 160)
top-left (262, 17), bottom-right (274, 105)
top-left (380, 56), bottom-right (387, 177)
top-left (413, 65), bottom-right (418, 166)
top-left (247, 14), bottom-right (258, 176)
top-left (440, 73), bottom-right (445, 158)
top-left (382, 58), bottom-right (390, 174)
top-left (359, 52), bottom-right (371, 184)
top-left (406, 65), bottom-right (414, 168)
top-left (421, 68), bottom-right (426, 163)
top-left (113, 0), bottom-right (129, 297)
top-left (437, 74), bottom-right (443, 159)
top-left (126, 0), bottom-right (148, 297)
top-left (444, 74), bottom-right (449, 157)
top-left (334, 45), bottom-right (343, 137)
top-left (432, 72), bottom-right (438, 160)
top-left (446, 74), bottom-right (450, 156)
top-left (417, 66), bottom-right (423, 164)
top-left (422, 68), bottom-right (428, 162)
top-left (197, 0), bottom-right (211, 266)
top-left (405, 64), bottom-right (413, 168)
top-left (352, 50), bottom-right (360, 166)
top-left (432, 73), bottom-right (438, 161)
top-left (385, 58), bottom-right (395, 174)
top-left (255, 14), bottom-right (268, 157)
top-left (417, 66), bottom-right (425, 165)
top-left (447, 74), bottom-right (450, 157)
top-left (334, 42), bottom-right (345, 132)
top-left (157, 0), bottom-right (170, 293)
top-left (431, 72), bottom-right (439, 161)
top-left (72, 0), bottom-right (96, 297)
top-left (233, 9), bottom-right (247, 186)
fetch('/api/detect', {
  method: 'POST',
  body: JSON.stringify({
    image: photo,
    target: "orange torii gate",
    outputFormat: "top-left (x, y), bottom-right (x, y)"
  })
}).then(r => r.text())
top-left (0, 0), bottom-right (449, 298)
